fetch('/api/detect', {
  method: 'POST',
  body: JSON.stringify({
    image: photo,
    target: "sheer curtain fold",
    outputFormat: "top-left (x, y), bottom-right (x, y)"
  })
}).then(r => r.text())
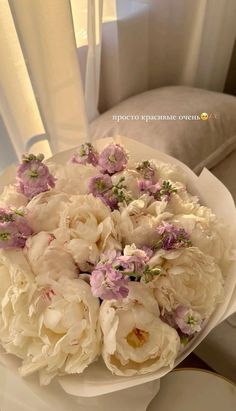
top-left (0, 0), bottom-right (46, 159)
top-left (9, 0), bottom-right (88, 154)
top-left (85, 0), bottom-right (103, 121)
top-left (148, 0), bottom-right (236, 92)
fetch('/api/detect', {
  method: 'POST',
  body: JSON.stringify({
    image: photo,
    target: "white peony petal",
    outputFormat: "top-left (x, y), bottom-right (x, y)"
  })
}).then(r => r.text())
top-left (100, 283), bottom-right (180, 376)
top-left (27, 190), bottom-right (71, 232)
top-left (25, 232), bottom-right (78, 282)
top-left (54, 163), bottom-right (98, 195)
top-left (19, 277), bottom-right (101, 384)
top-left (0, 184), bottom-right (28, 208)
top-left (150, 247), bottom-right (224, 318)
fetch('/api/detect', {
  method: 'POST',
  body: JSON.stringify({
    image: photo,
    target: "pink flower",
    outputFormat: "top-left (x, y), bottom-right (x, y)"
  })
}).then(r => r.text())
top-left (174, 306), bottom-right (202, 335)
top-left (71, 143), bottom-right (99, 166)
top-left (16, 154), bottom-right (56, 200)
top-left (0, 207), bottom-right (32, 249)
top-left (113, 254), bottom-right (146, 274)
top-left (100, 190), bottom-right (118, 210)
top-left (156, 221), bottom-right (174, 235)
top-left (138, 179), bottom-right (177, 201)
top-left (88, 174), bottom-right (113, 196)
top-left (88, 174), bottom-right (132, 210)
top-left (141, 245), bottom-right (154, 259)
top-left (156, 222), bottom-right (191, 250)
top-left (136, 160), bottom-right (155, 180)
top-left (88, 174), bottom-right (119, 209)
top-left (98, 144), bottom-right (128, 174)
top-left (90, 265), bottom-right (129, 300)
top-left (138, 179), bottom-right (153, 191)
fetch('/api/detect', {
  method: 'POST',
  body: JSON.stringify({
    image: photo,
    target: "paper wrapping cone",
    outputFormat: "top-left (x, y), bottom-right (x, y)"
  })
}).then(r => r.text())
top-left (0, 136), bottom-right (235, 410)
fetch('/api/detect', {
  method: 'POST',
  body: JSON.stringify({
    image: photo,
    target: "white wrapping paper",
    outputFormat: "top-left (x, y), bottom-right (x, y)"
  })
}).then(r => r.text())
top-left (0, 136), bottom-right (235, 411)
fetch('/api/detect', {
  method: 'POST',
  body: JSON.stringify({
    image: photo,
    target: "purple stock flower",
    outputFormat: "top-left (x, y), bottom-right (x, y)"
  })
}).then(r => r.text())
top-left (156, 222), bottom-right (192, 250)
top-left (0, 223), bottom-right (25, 249)
top-left (174, 306), bottom-right (202, 336)
top-left (90, 264), bottom-right (129, 300)
top-left (88, 174), bottom-right (132, 210)
top-left (136, 160), bottom-right (155, 180)
top-left (113, 254), bottom-right (146, 274)
top-left (88, 174), bottom-right (119, 209)
top-left (139, 179), bottom-right (177, 202)
top-left (91, 247), bottom-right (160, 299)
top-left (88, 174), bottom-right (113, 196)
top-left (101, 190), bottom-right (119, 210)
top-left (98, 144), bottom-right (128, 174)
top-left (138, 179), bottom-right (154, 192)
top-left (159, 180), bottom-right (177, 201)
top-left (138, 179), bottom-right (162, 197)
top-left (71, 143), bottom-right (99, 166)
top-left (141, 245), bottom-right (154, 259)
top-left (16, 154), bottom-right (56, 200)
top-left (0, 207), bottom-right (32, 249)
top-left (161, 306), bottom-right (202, 337)
top-left (156, 222), bottom-right (174, 236)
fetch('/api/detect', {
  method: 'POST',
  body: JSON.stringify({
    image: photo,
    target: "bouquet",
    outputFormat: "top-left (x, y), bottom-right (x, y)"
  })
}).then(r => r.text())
top-left (0, 136), bottom-right (235, 393)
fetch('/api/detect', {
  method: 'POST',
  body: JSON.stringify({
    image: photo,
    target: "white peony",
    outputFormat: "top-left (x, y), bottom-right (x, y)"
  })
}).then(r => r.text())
top-left (119, 209), bottom-right (158, 247)
top-left (26, 190), bottom-right (71, 232)
top-left (67, 238), bottom-right (99, 272)
top-left (149, 247), bottom-right (224, 318)
top-left (125, 194), bottom-right (153, 215)
top-left (167, 195), bottom-right (199, 215)
top-left (0, 250), bottom-right (36, 359)
top-left (170, 210), bottom-right (235, 272)
top-left (57, 194), bottom-right (121, 252)
top-left (24, 232), bottom-right (78, 282)
top-left (152, 160), bottom-right (187, 184)
top-left (118, 197), bottom-right (165, 247)
top-left (165, 182), bottom-right (200, 215)
top-left (0, 184), bottom-right (28, 208)
top-left (111, 169), bottom-right (141, 199)
top-left (0, 255), bottom-right (101, 385)
top-left (19, 277), bottom-right (101, 385)
top-left (54, 163), bottom-right (98, 195)
top-left (100, 282), bottom-right (180, 376)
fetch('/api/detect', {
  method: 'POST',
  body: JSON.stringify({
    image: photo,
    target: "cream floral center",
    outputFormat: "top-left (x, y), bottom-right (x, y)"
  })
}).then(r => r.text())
top-left (126, 328), bottom-right (149, 348)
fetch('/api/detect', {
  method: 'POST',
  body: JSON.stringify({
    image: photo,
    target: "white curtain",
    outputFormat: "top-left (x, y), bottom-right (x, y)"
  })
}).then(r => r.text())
top-left (147, 0), bottom-right (236, 92)
top-left (0, 0), bottom-right (235, 167)
top-left (0, 0), bottom-right (89, 159)
top-left (99, 0), bottom-right (236, 112)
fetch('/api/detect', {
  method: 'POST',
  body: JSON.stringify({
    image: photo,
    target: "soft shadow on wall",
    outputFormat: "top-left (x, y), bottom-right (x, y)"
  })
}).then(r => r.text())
top-left (224, 40), bottom-right (236, 96)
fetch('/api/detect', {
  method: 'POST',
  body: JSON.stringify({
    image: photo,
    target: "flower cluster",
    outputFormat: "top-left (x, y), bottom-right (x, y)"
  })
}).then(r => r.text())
top-left (136, 160), bottom-right (156, 180)
top-left (88, 174), bottom-right (132, 209)
top-left (0, 140), bottom-right (231, 385)
top-left (156, 222), bottom-right (192, 250)
top-left (98, 143), bottom-right (128, 174)
top-left (162, 305), bottom-right (202, 338)
top-left (90, 246), bottom-right (161, 300)
top-left (138, 179), bottom-right (177, 201)
top-left (16, 153), bottom-right (55, 199)
top-left (85, 144), bottom-right (130, 209)
top-left (71, 142), bottom-right (99, 166)
top-left (0, 207), bottom-right (32, 248)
